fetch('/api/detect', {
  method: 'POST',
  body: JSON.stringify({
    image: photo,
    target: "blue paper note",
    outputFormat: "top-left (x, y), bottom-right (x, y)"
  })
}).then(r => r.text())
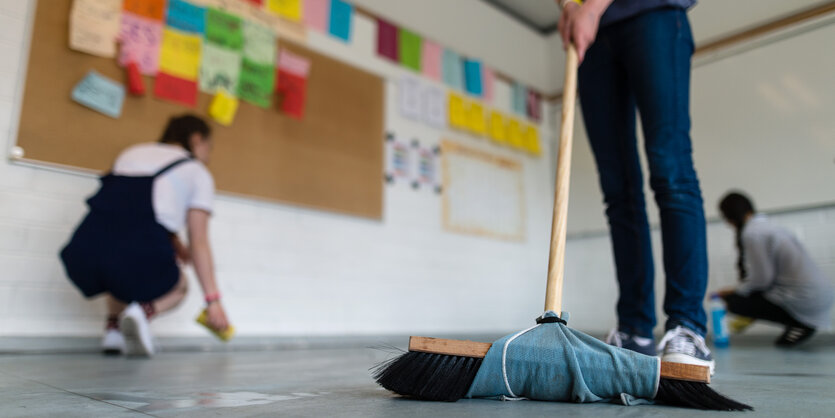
top-left (71, 70), bottom-right (126, 118)
top-left (442, 49), bottom-right (463, 90)
top-left (329, 0), bottom-right (353, 42)
top-left (512, 82), bottom-right (527, 115)
top-left (167, 0), bottom-right (206, 34)
top-left (464, 59), bottom-right (483, 97)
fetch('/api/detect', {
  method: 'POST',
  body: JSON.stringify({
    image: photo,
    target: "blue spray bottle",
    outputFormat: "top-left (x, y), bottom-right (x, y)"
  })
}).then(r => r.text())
top-left (710, 293), bottom-right (730, 348)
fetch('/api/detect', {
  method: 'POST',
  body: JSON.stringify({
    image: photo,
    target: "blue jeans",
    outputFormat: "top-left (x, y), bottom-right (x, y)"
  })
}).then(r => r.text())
top-left (577, 8), bottom-right (707, 337)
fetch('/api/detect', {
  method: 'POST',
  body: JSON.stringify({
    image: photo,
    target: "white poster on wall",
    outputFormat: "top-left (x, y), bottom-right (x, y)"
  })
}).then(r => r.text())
top-left (398, 75), bottom-right (423, 122)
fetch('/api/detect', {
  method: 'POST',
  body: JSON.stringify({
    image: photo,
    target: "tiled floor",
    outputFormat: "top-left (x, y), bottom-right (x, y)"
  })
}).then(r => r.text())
top-left (1, 336), bottom-right (833, 417)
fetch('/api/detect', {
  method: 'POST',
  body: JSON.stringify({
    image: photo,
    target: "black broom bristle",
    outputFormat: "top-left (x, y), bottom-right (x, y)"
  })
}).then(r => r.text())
top-left (655, 378), bottom-right (753, 411)
top-left (372, 351), bottom-right (483, 402)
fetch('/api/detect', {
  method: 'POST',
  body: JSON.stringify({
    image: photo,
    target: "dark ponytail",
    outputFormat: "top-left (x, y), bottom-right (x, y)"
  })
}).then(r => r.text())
top-left (719, 191), bottom-right (755, 281)
top-left (158, 114), bottom-right (211, 153)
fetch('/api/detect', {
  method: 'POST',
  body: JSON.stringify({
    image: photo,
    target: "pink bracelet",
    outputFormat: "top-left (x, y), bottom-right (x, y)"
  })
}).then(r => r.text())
top-left (205, 293), bottom-right (221, 304)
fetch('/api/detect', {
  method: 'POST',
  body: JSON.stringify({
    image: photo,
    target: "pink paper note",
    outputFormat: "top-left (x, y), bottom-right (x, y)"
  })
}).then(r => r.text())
top-left (304, 0), bottom-right (329, 32)
top-left (421, 40), bottom-right (442, 81)
top-left (118, 12), bottom-right (163, 75)
top-left (482, 66), bottom-right (495, 103)
top-left (278, 49), bottom-right (311, 77)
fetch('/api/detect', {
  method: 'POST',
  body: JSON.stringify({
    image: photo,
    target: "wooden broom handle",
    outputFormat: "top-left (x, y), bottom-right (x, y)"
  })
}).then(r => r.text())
top-left (544, 46), bottom-right (579, 313)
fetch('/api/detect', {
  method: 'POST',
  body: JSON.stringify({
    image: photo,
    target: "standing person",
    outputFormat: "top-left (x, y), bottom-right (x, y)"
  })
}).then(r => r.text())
top-left (557, 0), bottom-right (714, 370)
top-left (60, 114), bottom-right (230, 357)
top-left (718, 192), bottom-right (833, 347)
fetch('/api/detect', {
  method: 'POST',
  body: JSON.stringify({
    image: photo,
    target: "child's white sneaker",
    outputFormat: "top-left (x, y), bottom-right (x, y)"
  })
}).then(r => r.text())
top-left (119, 302), bottom-right (155, 357)
top-left (101, 329), bottom-right (126, 355)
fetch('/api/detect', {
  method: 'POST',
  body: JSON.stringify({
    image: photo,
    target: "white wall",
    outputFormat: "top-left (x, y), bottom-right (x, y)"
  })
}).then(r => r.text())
top-left (564, 207), bottom-right (835, 336)
top-left (0, 0), bottom-right (557, 338)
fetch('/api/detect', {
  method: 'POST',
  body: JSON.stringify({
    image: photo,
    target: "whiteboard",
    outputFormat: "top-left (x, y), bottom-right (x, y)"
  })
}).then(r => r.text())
top-left (567, 22), bottom-right (835, 235)
top-left (442, 140), bottom-right (525, 240)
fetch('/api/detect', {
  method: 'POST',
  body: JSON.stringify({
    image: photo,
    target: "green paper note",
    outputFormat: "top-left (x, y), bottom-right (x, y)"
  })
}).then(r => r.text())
top-left (243, 20), bottom-right (276, 64)
top-left (206, 8), bottom-right (243, 50)
top-left (200, 42), bottom-right (242, 94)
top-left (238, 57), bottom-right (274, 108)
top-left (399, 28), bottom-right (421, 71)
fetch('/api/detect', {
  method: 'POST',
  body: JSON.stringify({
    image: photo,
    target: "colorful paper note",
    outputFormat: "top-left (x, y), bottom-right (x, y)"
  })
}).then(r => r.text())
top-left (243, 20), bottom-right (276, 64)
top-left (166, 0), bottom-right (206, 34)
top-left (238, 57), bottom-right (275, 108)
top-left (154, 72), bottom-right (198, 107)
top-left (122, 0), bottom-right (166, 21)
top-left (421, 40), bottom-right (442, 81)
top-left (267, 0), bottom-right (302, 21)
top-left (448, 92), bottom-right (467, 129)
top-left (467, 101), bottom-right (486, 135)
top-left (464, 59), bottom-right (483, 97)
top-left (304, 0), bottom-right (328, 32)
top-left (276, 70), bottom-right (307, 119)
top-left (512, 82), bottom-right (527, 115)
top-left (399, 28), bottom-right (421, 72)
top-left (118, 12), bottom-right (163, 74)
top-left (398, 76), bottom-right (422, 121)
top-left (507, 118), bottom-right (525, 149)
top-left (71, 70), bottom-right (126, 118)
top-left (523, 124), bottom-right (541, 155)
top-left (70, 0), bottom-right (121, 58)
top-left (328, 0), bottom-right (352, 42)
top-left (527, 90), bottom-right (542, 122)
top-left (159, 28), bottom-right (202, 80)
top-left (422, 83), bottom-right (446, 129)
top-left (126, 61), bottom-right (146, 95)
top-left (206, 7), bottom-right (243, 50)
top-left (376, 18), bottom-right (399, 62)
top-left (277, 49), bottom-right (311, 77)
top-left (489, 111), bottom-right (506, 143)
top-left (199, 42), bottom-right (241, 93)
top-left (482, 66), bottom-right (495, 103)
top-left (209, 90), bottom-right (239, 126)
top-left (442, 49), bottom-right (463, 90)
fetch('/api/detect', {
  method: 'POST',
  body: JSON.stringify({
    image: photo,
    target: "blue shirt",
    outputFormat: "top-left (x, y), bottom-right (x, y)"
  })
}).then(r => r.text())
top-left (600, 0), bottom-right (696, 27)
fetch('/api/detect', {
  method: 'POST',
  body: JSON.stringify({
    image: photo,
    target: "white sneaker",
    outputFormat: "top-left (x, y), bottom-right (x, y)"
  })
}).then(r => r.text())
top-left (119, 302), bottom-right (155, 357)
top-left (101, 329), bottom-right (126, 355)
top-left (657, 326), bottom-right (715, 375)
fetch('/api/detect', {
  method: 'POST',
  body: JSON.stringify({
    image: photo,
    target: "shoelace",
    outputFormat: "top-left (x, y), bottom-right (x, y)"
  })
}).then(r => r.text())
top-left (657, 326), bottom-right (711, 356)
top-left (605, 329), bottom-right (624, 347)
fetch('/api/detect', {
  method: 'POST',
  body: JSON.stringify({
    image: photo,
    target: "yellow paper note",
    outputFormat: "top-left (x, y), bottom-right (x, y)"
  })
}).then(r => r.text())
top-left (508, 118), bottom-right (525, 150)
top-left (467, 101), bottom-right (487, 136)
top-left (523, 124), bottom-right (542, 155)
top-left (448, 92), bottom-right (467, 129)
top-left (69, 0), bottom-right (121, 57)
top-left (488, 110), bottom-right (507, 143)
top-left (268, 0), bottom-right (303, 21)
top-left (209, 90), bottom-right (239, 126)
top-left (159, 28), bottom-right (202, 80)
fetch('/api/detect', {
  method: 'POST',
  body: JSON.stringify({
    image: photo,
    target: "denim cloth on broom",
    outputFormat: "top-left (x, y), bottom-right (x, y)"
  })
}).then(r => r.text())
top-left (466, 311), bottom-right (660, 405)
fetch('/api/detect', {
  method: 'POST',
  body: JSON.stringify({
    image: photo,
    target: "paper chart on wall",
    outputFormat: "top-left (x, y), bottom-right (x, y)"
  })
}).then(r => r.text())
top-left (69, 0), bottom-right (121, 58)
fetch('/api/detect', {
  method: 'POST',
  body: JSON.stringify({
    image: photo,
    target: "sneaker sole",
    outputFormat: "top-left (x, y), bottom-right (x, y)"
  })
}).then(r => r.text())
top-left (120, 315), bottom-right (154, 357)
top-left (101, 348), bottom-right (122, 356)
top-left (662, 353), bottom-right (715, 375)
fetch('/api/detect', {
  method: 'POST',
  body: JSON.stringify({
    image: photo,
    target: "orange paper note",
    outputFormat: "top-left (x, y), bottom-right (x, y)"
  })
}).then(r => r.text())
top-left (123, 0), bottom-right (166, 21)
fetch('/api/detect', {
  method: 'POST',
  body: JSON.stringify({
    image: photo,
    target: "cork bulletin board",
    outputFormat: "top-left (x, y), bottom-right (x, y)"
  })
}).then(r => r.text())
top-left (14, 0), bottom-right (385, 219)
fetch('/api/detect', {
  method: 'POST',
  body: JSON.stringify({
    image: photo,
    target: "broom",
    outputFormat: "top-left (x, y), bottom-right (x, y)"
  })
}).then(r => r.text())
top-left (373, 46), bottom-right (752, 411)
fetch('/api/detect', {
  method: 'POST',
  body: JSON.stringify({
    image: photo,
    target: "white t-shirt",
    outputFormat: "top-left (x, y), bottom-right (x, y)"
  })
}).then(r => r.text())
top-left (113, 143), bottom-right (214, 233)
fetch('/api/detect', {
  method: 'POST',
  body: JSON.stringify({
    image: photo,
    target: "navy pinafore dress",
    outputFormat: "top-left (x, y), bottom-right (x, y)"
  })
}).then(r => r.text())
top-left (60, 158), bottom-right (192, 303)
